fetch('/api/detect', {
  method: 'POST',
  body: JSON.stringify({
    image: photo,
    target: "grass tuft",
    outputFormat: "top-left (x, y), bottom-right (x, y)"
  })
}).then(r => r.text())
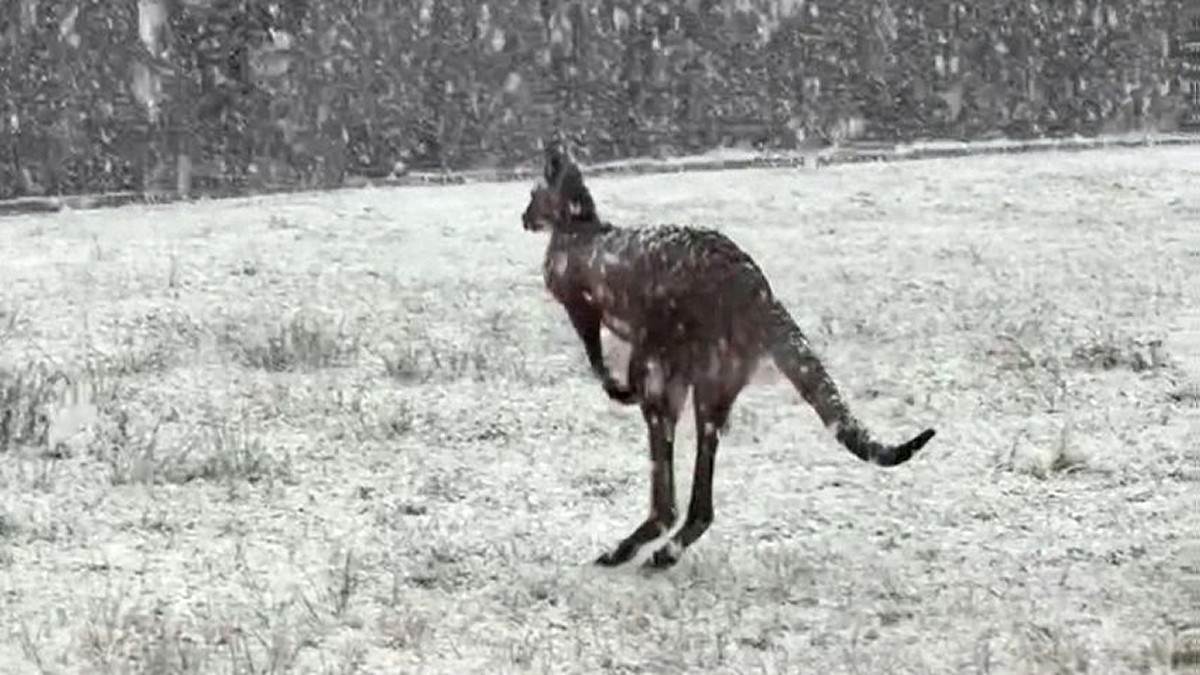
top-left (1014, 623), bottom-right (1092, 674)
top-left (377, 336), bottom-right (537, 384)
top-left (377, 309), bottom-right (542, 384)
top-left (377, 611), bottom-right (432, 651)
top-left (0, 362), bottom-right (72, 453)
top-left (0, 304), bottom-right (20, 342)
top-left (89, 309), bottom-right (206, 377)
top-left (1068, 334), bottom-right (1169, 372)
top-left (89, 400), bottom-right (291, 486)
top-left (997, 423), bottom-right (1088, 479)
top-left (1167, 381), bottom-right (1200, 406)
top-left (76, 589), bottom-right (316, 675)
top-left (304, 548), bottom-right (362, 621)
top-left (222, 310), bottom-right (360, 372)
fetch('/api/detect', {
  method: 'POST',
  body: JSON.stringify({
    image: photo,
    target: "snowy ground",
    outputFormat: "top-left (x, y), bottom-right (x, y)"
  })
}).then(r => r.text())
top-left (1, 146), bottom-right (1199, 674)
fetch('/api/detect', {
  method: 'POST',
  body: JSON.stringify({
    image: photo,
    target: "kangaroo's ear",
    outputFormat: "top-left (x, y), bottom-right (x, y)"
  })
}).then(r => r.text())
top-left (558, 165), bottom-right (597, 221)
top-left (542, 136), bottom-right (597, 221)
top-left (543, 137), bottom-right (569, 186)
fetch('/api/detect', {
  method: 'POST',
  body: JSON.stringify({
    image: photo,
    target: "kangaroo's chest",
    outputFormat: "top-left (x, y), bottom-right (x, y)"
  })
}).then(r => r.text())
top-left (543, 247), bottom-right (641, 341)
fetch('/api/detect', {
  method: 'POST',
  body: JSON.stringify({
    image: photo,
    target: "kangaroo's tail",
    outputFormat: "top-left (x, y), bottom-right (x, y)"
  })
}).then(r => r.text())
top-left (767, 301), bottom-right (935, 467)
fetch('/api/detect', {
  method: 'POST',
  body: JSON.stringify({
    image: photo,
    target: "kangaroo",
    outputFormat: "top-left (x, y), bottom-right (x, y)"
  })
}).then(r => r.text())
top-left (521, 142), bottom-right (936, 569)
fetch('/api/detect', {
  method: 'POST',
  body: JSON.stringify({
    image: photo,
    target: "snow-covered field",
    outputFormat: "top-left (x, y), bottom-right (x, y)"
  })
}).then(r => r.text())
top-left (2, 146), bottom-right (1199, 673)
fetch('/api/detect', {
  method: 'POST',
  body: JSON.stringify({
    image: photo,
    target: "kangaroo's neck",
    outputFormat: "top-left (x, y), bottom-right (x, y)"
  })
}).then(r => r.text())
top-left (543, 219), bottom-right (632, 298)
top-left (548, 217), bottom-right (617, 251)
top-left (557, 214), bottom-right (613, 235)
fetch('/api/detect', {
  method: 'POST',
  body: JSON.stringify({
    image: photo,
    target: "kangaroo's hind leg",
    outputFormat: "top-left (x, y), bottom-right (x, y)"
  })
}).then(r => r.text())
top-left (595, 352), bottom-right (689, 567)
top-left (645, 357), bottom-right (754, 569)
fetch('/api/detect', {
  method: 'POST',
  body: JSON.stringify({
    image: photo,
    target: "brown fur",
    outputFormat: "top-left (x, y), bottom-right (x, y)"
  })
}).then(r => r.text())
top-left (522, 144), bottom-right (936, 569)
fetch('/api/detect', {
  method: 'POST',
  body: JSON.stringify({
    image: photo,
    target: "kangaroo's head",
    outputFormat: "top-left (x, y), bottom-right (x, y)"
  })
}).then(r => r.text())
top-left (522, 139), bottom-right (598, 232)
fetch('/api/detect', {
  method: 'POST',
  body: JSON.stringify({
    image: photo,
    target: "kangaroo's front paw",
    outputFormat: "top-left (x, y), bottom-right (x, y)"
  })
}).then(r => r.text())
top-left (602, 377), bottom-right (637, 405)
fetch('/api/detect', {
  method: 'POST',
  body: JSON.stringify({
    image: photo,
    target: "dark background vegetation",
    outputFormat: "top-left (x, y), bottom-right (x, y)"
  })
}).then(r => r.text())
top-left (0, 0), bottom-right (1195, 199)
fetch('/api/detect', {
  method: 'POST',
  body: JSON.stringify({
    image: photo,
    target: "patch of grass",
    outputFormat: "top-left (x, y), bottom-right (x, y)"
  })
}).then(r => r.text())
top-left (89, 400), bottom-right (292, 486)
top-left (1067, 334), bottom-right (1169, 372)
top-left (78, 588), bottom-right (198, 674)
top-left (572, 467), bottom-right (635, 501)
top-left (1167, 626), bottom-right (1200, 671)
top-left (221, 309), bottom-right (360, 372)
top-left (987, 323), bottom-right (1172, 414)
top-left (1013, 623), bottom-right (1092, 674)
top-left (316, 385), bottom-right (422, 443)
top-left (0, 362), bottom-right (71, 453)
top-left (372, 500), bottom-right (430, 530)
top-left (0, 507), bottom-right (15, 569)
top-left (995, 423), bottom-right (1088, 479)
top-left (417, 469), bottom-right (470, 504)
top-left (1141, 630), bottom-right (1200, 672)
top-left (0, 509), bottom-right (16, 538)
top-left (0, 304), bottom-right (20, 343)
top-left (75, 588), bottom-right (318, 675)
top-left (401, 539), bottom-right (494, 593)
top-left (377, 401), bottom-right (417, 439)
top-left (990, 316), bottom-right (1171, 376)
top-left (1167, 381), bottom-right (1200, 406)
top-left (88, 309), bottom-right (206, 377)
top-left (185, 420), bottom-right (292, 486)
top-left (302, 548), bottom-right (362, 621)
top-left (377, 308), bottom-right (543, 384)
top-left (988, 334), bottom-right (1072, 412)
top-left (377, 334), bottom-right (537, 384)
top-left (45, 374), bottom-right (100, 457)
top-left (14, 620), bottom-right (52, 674)
top-left (377, 610), bottom-right (432, 651)
top-left (87, 404), bottom-right (163, 485)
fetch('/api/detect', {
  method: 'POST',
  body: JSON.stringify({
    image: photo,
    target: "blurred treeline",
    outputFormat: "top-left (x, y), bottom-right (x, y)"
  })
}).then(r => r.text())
top-left (0, 0), bottom-right (1190, 198)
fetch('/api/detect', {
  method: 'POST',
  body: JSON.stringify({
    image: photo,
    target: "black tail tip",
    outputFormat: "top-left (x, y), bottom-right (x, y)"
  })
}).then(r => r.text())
top-left (911, 428), bottom-right (937, 449)
top-left (878, 428), bottom-right (936, 467)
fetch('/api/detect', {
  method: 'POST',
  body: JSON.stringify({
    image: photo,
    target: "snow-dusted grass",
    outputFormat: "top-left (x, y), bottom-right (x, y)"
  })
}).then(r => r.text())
top-left (2, 146), bottom-right (1200, 673)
